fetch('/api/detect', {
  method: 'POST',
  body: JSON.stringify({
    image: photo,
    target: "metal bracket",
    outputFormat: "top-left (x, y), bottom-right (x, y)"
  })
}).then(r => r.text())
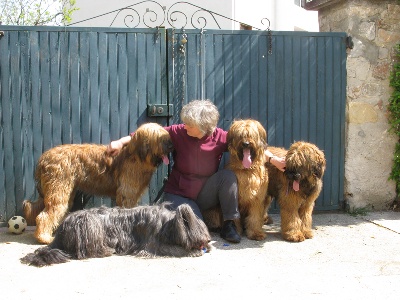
top-left (147, 104), bottom-right (173, 117)
top-left (346, 36), bottom-right (354, 49)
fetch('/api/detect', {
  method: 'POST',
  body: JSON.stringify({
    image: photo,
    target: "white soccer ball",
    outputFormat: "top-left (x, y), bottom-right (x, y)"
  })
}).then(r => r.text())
top-left (8, 216), bottom-right (27, 234)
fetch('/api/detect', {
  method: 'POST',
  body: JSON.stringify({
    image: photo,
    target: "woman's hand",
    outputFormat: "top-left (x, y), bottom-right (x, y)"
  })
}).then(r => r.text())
top-left (270, 156), bottom-right (286, 172)
top-left (265, 149), bottom-right (286, 172)
top-left (106, 140), bottom-right (124, 156)
top-left (106, 136), bottom-right (132, 156)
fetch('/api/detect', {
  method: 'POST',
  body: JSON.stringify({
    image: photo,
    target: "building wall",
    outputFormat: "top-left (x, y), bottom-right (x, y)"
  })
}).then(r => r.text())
top-left (233, 0), bottom-right (319, 31)
top-left (71, 0), bottom-right (319, 31)
top-left (317, 0), bottom-right (400, 209)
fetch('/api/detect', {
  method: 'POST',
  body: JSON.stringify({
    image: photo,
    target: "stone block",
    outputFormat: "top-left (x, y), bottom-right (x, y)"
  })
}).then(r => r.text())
top-left (348, 102), bottom-right (378, 124)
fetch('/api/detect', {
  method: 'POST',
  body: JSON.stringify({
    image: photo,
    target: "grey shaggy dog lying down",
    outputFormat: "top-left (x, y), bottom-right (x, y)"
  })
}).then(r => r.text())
top-left (21, 203), bottom-right (211, 267)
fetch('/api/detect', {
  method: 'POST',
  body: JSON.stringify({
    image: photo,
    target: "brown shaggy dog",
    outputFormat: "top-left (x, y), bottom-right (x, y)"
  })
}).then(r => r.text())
top-left (23, 123), bottom-right (173, 244)
top-left (265, 141), bottom-right (326, 242)
top-left (202, 119), bottom-right (269, 241)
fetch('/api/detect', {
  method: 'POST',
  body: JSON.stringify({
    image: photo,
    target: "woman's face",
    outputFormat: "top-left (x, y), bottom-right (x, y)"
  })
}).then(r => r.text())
top-left (184, 123), bottom-right (204, 139)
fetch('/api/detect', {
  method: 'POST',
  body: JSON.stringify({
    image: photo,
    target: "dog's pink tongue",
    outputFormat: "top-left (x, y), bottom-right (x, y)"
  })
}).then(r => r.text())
top-left (293, 180), bottom-right (300, 192)
top-left (162, 155), bottom-right (169, 165)
top-left (242, 148), bottom-right (252, 168)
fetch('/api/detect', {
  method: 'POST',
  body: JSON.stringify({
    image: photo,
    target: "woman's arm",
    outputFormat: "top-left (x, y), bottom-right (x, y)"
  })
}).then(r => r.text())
top-left (265, 149), bottom-right (286, 172)
top-left (106, 135), bottom-right (132, 156)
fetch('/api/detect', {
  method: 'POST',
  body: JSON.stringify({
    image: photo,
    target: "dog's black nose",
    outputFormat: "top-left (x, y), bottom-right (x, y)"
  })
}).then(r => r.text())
top-left (242, 142), bottom-right (250, 148)
top-left (284, 171), bottom-right (301, 181)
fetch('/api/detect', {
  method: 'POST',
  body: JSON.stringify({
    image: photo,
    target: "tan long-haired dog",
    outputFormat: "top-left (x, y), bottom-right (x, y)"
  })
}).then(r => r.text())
top-left (23, 123), bottom-right (173, 244)
top-left (265, 141), bottom-right (326, 242)
top-left (203, 119), bottom-right (269, 241)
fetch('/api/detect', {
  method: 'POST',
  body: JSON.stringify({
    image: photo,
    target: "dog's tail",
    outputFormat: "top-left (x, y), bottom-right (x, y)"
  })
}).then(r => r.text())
top-left (20, 247), bottom-right (72, 267)
top-left (22, 197), bottom-right (44, 226)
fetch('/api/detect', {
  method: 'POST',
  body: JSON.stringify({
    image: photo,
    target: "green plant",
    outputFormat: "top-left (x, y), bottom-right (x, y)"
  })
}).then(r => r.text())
top-left (0, 0), bottom-right (78, 25)
top-left (388, 44), bottom-right (400, 192)
top-left (347, 206), bottom-right (369, 217)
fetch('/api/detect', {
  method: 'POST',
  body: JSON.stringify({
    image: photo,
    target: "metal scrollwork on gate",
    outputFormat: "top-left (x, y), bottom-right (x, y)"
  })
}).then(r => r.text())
top-left (109, 2), bottom-right (167, 28)
top-left (68, 1), bottom-right (272, 32)
top-left (67, 1), bottom-right (273, 55)
top-left (166, 2), bottom-right (219, 29)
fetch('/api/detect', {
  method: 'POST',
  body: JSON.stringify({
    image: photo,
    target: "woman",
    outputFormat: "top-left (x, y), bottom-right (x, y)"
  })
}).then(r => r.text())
top-left (107, 100), bottom-right (286, 243)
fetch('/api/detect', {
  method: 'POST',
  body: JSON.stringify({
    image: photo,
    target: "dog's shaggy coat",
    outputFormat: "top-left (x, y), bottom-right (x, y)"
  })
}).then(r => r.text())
top-left (203, 119), bottom-right (269, 240)
top-left (20, 203), bottom-right (211, 267)
top-left (23, 123), bottom-right (173, 244)
top-left (265, 141), bottom-right (326, 242)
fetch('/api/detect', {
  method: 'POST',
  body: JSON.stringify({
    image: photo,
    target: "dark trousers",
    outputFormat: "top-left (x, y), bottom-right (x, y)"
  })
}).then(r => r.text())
top-left (164, 169), bottom-right (240, 221)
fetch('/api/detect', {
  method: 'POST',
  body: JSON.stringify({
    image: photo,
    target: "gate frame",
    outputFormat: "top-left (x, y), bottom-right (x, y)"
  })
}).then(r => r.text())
top-left (0, 9), bottom-right (348, 221)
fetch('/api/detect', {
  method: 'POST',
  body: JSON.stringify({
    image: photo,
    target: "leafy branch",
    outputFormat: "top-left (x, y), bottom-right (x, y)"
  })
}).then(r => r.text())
top-left (0, 0), bottom-right (78, 25)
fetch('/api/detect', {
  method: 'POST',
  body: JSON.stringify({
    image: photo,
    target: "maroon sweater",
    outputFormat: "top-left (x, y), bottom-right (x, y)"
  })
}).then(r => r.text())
top-left (163, 124), bottom-right (228, 200)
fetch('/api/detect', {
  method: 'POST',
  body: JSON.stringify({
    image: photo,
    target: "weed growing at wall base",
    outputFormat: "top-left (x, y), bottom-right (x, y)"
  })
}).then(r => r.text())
top-left (388, 44), bottom-right (400, 193)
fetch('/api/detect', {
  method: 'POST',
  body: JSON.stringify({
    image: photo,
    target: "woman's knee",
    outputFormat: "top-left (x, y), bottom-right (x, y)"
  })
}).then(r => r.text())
top-left (164, 193), bottom-right (203, 220)
top-left (218, 169), bottom-right (237, 185)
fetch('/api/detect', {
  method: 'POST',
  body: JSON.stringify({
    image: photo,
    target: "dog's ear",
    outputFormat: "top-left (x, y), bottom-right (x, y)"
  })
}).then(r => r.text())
top-left (315, 160), bottom-right (326, 178)
top-left (256, 121), bottom-right (267, 143)
top-left (174, 204), bottom-right (210, 249)
top-left (227, 120), bottom-right (241, 146)
top-left (313, 164), bottom-right (323, 178)
top-left (138, 141), bottom-right (150, 162)
top-left (226, 131), bottom-right (235, 154)
top-left (130, 131), bottom-right (149, 161)
top-left (227, 129), bottom-right (234, 147)
top-left (312, 151), bottom-right (326, 179)
top-left (164, 205), bottom-right (191, 249)
top-left (127, 133), bottom-right (138, 154)
top-left (176, 204), bottom-right (197, 230)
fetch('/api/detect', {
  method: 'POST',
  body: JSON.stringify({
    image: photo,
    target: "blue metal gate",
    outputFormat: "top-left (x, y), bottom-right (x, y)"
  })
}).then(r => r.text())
top-left (168, 29), bottom-right (347, 211)
top-left (0, 26), bottom-right (169, 222)
top-left (0, 25), bottom-right (347, 222)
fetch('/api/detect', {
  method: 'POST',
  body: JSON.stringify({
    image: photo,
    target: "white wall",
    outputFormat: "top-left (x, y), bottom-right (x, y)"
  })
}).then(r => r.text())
top-left (232, 0), bottom-right (318, 31)
top-left (71, 0), bottom-right (318, 31)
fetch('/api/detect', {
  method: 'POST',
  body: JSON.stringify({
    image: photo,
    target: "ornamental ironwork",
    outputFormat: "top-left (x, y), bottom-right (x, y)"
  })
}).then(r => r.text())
top-left (68, 1), bottom-right (271, 31)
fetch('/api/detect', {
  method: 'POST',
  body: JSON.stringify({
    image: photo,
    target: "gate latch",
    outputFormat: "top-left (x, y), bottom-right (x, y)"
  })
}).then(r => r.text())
top-left (147, 104), bottom-right (173, 117)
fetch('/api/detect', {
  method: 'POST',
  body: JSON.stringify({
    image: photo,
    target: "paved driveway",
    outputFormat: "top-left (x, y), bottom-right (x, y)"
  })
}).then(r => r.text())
top-left (1, 211), bottom-right (400, 299)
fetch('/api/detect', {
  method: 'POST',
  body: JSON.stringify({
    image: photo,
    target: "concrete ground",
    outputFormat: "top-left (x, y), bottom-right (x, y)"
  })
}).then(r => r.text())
top-left (1, 210), bottom-right (400, 299)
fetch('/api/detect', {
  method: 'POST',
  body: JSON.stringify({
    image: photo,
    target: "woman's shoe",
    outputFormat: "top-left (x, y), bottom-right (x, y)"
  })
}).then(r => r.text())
top-left (220, 220), bottom-right (241, 243)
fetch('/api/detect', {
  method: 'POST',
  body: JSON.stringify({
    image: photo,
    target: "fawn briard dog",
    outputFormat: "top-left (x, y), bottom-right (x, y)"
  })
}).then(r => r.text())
top-left (265, 141), bottom-right (326, 242)
top-left (203, 119), bottom-right (269, 241)
top-left (21, 203), bottom-right (211, 267)
top-left (23, 123), bottom-right (173, 244)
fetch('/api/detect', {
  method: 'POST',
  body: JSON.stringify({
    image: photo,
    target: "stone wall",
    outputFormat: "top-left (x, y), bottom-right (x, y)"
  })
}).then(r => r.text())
top-left (316, 0), bottom-right (400, 210)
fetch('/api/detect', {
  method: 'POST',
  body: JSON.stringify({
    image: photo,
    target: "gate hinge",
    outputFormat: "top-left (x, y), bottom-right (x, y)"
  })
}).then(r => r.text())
top-left (147, 104), bottom-right (173, 117)
top-left (346, 36), bottom-right (354, 49)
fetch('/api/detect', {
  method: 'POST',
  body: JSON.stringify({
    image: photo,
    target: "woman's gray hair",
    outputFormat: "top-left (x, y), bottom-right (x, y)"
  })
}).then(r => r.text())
top-left (180, 99), bottom-right (220, 136)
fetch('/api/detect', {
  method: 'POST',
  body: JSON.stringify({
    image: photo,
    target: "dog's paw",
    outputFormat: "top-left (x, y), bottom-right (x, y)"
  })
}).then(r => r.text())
top-left (282, 231), bottom-right (305, 242)
top-left (35, 233), bottom-right (54, 245)
top-left (203, 243), bottom-right (213, 253)
top-left (36, 234), bottom-right (54, 245)
top-left (263, 215), bottom-right (274, 225)
top-left (246, 230), bottom-right (266, 241)
top-left (303, 230), bottom-right (314, 239)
